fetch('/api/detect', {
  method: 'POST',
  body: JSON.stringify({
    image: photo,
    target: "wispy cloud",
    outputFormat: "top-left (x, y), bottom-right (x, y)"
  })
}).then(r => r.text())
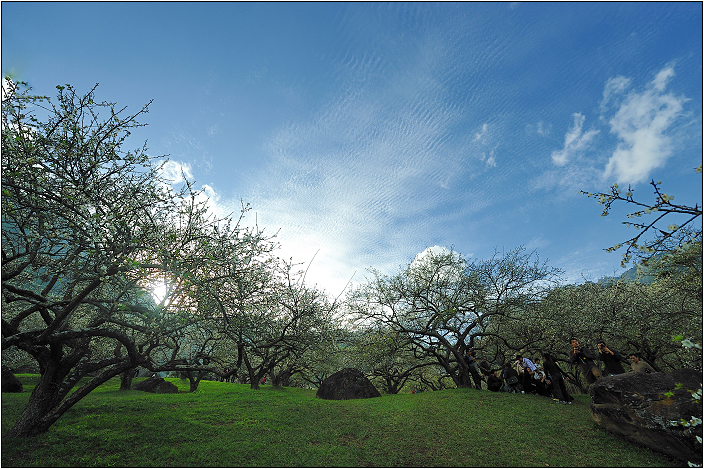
top-left (600, 76), bottom-right (631, 113)
top-left (159, 160), bottom-right (193, 184)
top-left (526, 236), bottom-right (550, 251)
top-left (551, 113), bottom-right (599, 166)
top-left (482, 150), bottom-right (497, 168)
top-left (537, 121), bottom-right (549, 136)
top-left (601, 65), bottom-right (686, 184)
top-left (241, 29), bottom-right (490, 293)
top-left (525, 121), bottom-right (550, 137)
top-left (474, 123), bottom-right (489, 143)
top-left (545, 65), bottom-right (688, 191)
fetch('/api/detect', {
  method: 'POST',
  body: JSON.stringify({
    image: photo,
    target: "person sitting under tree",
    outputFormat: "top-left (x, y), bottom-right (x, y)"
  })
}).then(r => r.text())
top-left (520, 366), bottom-right (536, 394)
top-left (501, 362), bottom-right (520, 393)
top-left (487, 370), bottom-right (503, 392)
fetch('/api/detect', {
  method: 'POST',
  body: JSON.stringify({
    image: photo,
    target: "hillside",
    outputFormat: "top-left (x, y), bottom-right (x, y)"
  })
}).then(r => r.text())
top-left (1, 375), bottom-right (678, 467)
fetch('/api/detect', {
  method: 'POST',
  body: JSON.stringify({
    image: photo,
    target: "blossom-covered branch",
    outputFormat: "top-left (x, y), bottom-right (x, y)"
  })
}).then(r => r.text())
top-left (581, 167), bottom-right (702, 266)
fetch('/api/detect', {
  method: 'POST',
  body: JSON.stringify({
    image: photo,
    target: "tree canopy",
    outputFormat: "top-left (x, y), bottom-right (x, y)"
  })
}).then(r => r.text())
top-left (1, 81), bottom-right (309, 436)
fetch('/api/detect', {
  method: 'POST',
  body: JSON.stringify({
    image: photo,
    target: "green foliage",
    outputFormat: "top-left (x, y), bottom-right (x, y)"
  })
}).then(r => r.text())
top-left (346, 325), bottom-right (434, 394)
top-left (1, 79), bottom-right (326, 436)
top-left (348, 247), bottom-right (562, 388)
top-left (528, 277), bottom-right (701, 373)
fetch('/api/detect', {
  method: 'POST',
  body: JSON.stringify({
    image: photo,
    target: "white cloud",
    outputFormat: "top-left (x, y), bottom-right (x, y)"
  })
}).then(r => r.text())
top-left (159, 160), bottom-right (193, 184)
top-left (195, 184), bottom-right (224, 218)
top-left (474, 123), bottom-right (489, 142)
top-left (551, 113), bottom-right (599, 166)
top-left (412, 245), bottom-right (452, 265)
top-left (1, 77), bottom-right (15, 100)
top-left (410, 246), bottom-right (464, 281)
top-left (651, 67), bottom-right (675, 92)
top-left (2, 78), bottom-right (38, 138)
top-left (475, 124), bottom-right (497, 167)
top-left (600, 76), bottom-right (631, 113)
top-left (157, 161), bottom-right (229, 228)
top-left (526, 236), bottom-right (550, 251)
top-left (484, 150), bottom-right (497, 168)
top-left (602, 66), bottom-right (686, 184)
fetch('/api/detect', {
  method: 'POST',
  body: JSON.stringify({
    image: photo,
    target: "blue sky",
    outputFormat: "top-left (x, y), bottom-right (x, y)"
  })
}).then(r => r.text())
top-left (3, 2), bottom-right (702, 295)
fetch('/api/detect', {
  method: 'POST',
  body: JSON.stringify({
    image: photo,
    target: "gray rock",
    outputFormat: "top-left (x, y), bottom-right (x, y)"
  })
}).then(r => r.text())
top-left (590, 369), bottom-right (702, 464)
top-left (316, 368), bottom-right (381, 400)
top-left (1, 368), bottom-right (23, 393)
top-left (132, 377), bottom-right (179, 394)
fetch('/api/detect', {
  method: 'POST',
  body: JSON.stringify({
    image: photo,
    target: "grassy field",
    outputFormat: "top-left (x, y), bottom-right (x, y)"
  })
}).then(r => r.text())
top-left (1, 375), bottom-right (678, 467)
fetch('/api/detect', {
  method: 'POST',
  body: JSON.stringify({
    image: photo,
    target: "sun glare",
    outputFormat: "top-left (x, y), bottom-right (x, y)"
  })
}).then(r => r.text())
top-left (150, 282), bottom-right (168, 304)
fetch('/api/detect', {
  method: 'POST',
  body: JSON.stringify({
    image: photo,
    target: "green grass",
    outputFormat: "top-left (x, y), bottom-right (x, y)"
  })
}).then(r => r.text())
top-left (2, 375), bottom-right (678, 467)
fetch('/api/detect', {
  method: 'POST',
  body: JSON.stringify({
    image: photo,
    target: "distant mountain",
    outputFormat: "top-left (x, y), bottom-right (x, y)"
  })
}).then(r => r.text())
top-left (597, 263), bottom-right (655, 286)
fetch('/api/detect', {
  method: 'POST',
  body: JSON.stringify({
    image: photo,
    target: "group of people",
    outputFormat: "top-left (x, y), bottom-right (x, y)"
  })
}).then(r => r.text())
top-left (567, 338), bottom-right (655, 383)
top-left (463, 338), bottom-right (657, 404)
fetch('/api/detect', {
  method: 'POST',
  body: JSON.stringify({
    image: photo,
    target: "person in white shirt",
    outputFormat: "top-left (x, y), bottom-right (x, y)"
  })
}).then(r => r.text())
top-left (516, 354), bottom-right (537, 372)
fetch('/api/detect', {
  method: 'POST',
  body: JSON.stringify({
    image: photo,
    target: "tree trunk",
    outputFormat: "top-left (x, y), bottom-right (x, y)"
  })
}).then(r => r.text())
top-left (186, 371), bottom-right (204, 392)
top-left (386, 377), bottom-right (399, 394)
top-left (250, 372), bottom-right (261, 390)
top-left (119, 368), bottom-right (135, 391)
top-left (5, 349), bottom-right (139, 438)
top-left (451, 366), bottom-right (472, 388)
top-left (5, 366), bottom-right (64, 438)
top-left (189, 376), bottom-right (199, 392)
top-left (5, 361), bottom-right (124, 437)
top-left (240, 348), bottom-right (261, 390)
top-left (272, 366), bottom-right (293, 388)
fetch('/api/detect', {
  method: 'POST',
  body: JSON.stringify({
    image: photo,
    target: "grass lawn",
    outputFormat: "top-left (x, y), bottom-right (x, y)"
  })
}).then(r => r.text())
top-left (1, 375), bottom-right (679, 467)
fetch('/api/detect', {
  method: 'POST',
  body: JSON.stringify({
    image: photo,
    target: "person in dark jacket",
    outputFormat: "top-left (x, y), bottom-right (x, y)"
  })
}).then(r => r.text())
top-left (501, 362), bottom-right (520, 393)
top-left (568, 338), bottom-right (602, 385)
top-left (520, 367), bottom-right (536, 394)
top-left (542, 352), bottom-right (573, 404)
top-left (533, 368), bottom-right (551, 397)
top-left (596, 341), bottom-right (626, 376)
top-left (487, 370), bottom-right (503, 392)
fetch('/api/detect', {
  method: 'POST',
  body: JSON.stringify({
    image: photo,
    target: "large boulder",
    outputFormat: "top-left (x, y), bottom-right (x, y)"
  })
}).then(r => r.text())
top-left (316, 368), bottom-right (381, 400)
top-left (132, 377), bottom-right (178, 394)
top-left (1, 368), bottom-right (23, 393)
top-left (590, 369), bottom-right (702, 464)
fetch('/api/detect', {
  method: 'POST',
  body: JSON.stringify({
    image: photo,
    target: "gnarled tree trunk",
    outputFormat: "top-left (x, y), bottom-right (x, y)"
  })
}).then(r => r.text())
top-left (5, 358), bottom-right (134, 438)
top-left (119, 368), bottom-right (136, 391)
